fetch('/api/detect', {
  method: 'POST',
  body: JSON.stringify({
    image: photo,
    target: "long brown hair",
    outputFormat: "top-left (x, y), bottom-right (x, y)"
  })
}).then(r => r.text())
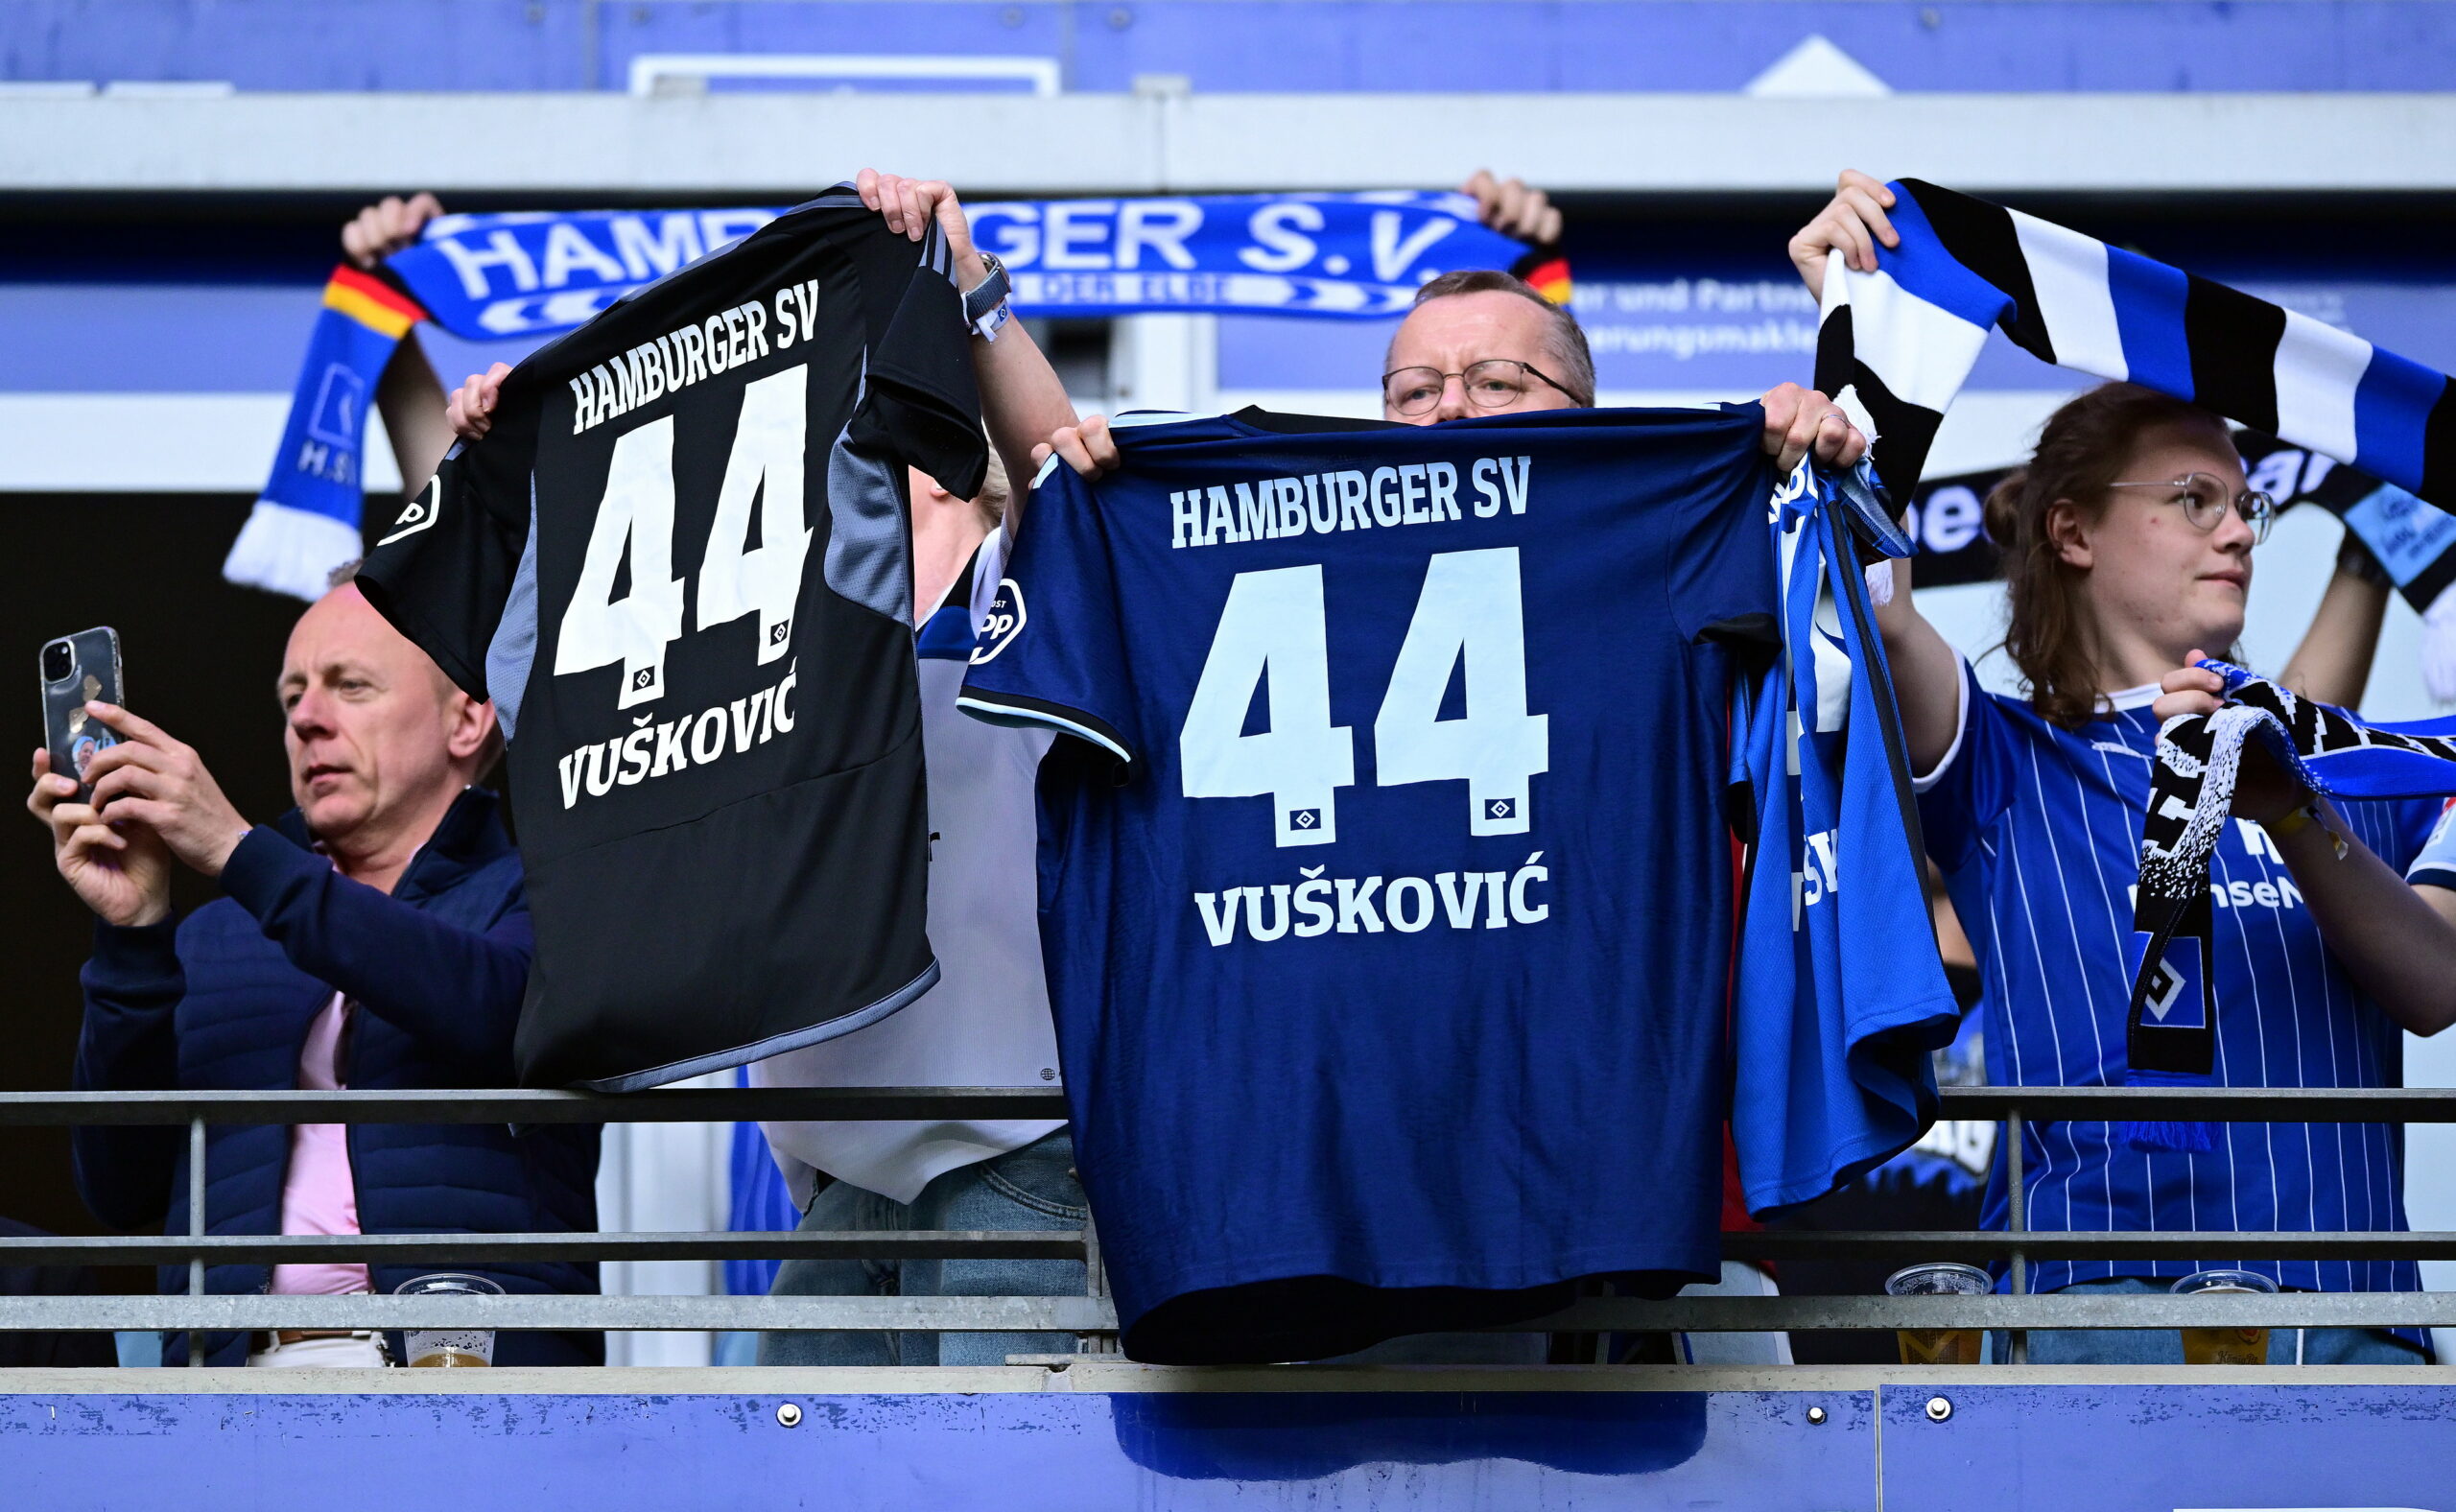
top-left (1983, 382), bottom-right (2231, 727)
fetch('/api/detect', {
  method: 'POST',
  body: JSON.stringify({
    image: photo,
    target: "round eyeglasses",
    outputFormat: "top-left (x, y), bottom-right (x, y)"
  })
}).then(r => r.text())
top-left (1381, 359), bottom-right (1573, 417)
top-left (2105, 473), bottom-right (2276, 544)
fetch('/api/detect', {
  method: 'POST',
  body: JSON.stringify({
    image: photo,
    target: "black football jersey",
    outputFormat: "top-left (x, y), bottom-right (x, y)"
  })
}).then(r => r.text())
top-left (359, 193), bottom-right (985, 1090)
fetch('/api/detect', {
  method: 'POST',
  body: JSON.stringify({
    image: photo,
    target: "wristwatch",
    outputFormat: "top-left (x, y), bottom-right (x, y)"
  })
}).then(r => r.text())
top-left (962, 253), bottom-right (1013, 342)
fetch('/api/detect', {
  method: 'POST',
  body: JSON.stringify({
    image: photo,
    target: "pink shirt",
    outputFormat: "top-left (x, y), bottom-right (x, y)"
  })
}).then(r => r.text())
top-left (268, 991), bottom-right (370, 1296)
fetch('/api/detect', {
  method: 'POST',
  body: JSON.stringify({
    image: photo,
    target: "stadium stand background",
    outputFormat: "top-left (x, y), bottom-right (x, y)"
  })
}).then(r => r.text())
top-left (5, 0), bottom-right (2456, 1359)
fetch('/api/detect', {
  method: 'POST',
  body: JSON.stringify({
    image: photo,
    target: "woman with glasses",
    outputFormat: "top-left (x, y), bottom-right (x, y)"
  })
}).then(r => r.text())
top-left (1797, 171), bottom-right (2456, 1365)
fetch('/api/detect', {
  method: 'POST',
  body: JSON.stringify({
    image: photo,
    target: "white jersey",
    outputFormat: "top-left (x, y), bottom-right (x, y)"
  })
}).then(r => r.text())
top-left (751, 528), bottom-right (1060, 1205)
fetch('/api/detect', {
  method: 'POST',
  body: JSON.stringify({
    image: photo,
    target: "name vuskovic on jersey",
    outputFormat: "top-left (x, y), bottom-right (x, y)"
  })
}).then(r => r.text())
top-left (1171, 455), bottom-right (1533, 549)
top-left (1192, 853), bottom-right (1552, 945)
top-left (556, 660), bottom-right (797, 809)
top-left (567, 277), bottom-right (835, 436)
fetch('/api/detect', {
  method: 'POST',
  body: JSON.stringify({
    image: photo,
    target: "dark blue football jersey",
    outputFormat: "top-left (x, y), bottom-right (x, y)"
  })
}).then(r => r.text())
top-left (960, 406), bottom-right (1797, 1361)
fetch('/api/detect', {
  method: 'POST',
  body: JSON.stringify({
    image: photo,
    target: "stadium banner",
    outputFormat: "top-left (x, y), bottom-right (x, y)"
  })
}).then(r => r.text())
top-left (391, 193), bottom-right (1525, 339)
top-left (226, 191), bottom-right (1524, 599)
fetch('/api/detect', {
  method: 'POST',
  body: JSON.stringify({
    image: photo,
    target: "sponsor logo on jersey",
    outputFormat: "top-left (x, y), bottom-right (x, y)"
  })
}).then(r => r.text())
top-left (970, 579), bottom-right (1027, 665)
top-left (376, 477), bottom-right (442, 547)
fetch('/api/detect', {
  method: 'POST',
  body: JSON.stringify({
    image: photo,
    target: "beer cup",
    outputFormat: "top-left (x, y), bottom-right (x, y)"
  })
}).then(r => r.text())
top-left (2171, 1268), bottom-right (2276, 1365)
top-left (1886, 1262), bottom-right (1989, 1365)
top-left (395, 1272), bottom-right (505, 1367)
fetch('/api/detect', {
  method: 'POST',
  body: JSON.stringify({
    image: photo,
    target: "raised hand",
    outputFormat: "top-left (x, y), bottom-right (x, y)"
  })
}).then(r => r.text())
top-left (1031, 415), bottom-right (1121, 481)
top-left (28, 747), bottom-right (175, 928)
top-left (1759, 382), bottom-right (1868, 473)
top-left (1787, 170), bottom-right (1899, 300)
top-left (342, 193), bottom-right (445, 269)
top-left (855, 169), bottom-right (989, 284)
top-left (1459, 170), bottom-right (1563, 247)
top-left (76, 704), bottom-right (251, 881)
top-left (446, 363), bottom-right (513, 441)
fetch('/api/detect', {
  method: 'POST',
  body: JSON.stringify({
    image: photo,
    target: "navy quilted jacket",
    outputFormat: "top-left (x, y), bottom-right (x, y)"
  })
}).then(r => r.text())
top-left (72, 788), bottom-right (602, 1366)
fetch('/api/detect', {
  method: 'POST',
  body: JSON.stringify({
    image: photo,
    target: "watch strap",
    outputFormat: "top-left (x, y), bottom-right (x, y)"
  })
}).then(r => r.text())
top-left (963, 255), bottom-right (1012, 339)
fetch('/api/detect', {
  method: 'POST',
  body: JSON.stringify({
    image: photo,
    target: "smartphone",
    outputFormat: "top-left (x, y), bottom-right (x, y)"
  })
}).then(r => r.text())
top-left (39, 627), bottom-right (124, 803)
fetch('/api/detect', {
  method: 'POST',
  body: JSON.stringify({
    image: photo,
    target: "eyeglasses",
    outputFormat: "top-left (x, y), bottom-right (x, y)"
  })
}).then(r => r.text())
top-left (2106, 473), bottom-right (2276, 544)
top-left (1381, 359), bottom-right (1574, 417)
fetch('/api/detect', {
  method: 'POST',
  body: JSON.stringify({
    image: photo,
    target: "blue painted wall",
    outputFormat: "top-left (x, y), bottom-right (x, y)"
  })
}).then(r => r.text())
top-left (6, 2), bottom-right (2454, 95)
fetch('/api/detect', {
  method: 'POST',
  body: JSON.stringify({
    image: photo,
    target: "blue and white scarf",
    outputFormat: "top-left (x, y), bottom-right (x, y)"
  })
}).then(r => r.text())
top-left (391, 191), bottom-right (1521, 339)
top-left (1811, 177), bottom-right (2456, 688)
top-left (229, 190), bottom-right (1524, 599)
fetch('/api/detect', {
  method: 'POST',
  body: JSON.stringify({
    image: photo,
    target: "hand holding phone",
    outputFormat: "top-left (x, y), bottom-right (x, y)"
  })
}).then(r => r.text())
top-left (32, 626), bottom-right (173, 928)
top-left (39, 627), bottom-right (123, 804)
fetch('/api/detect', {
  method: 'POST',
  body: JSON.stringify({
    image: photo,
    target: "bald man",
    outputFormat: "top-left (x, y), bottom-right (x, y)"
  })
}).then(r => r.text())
top-left (28, 569), bottom-right (601, 1368)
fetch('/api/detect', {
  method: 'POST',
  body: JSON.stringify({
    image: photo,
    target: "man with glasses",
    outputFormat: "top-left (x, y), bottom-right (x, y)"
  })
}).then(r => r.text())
top-left (1043, 265), bottom-right (1864, 477)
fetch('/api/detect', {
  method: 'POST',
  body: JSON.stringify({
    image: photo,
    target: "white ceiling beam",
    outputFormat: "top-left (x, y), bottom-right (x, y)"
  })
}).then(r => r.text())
top-left (6, 91), bottom-right (2455, 196)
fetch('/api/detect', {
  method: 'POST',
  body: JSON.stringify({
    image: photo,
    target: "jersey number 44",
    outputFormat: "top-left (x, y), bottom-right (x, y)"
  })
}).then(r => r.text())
top-left (1181, 546), bottom-right (1548, 847)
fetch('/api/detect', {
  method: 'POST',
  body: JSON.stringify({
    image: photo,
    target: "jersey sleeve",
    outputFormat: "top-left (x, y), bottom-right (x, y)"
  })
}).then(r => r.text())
top-left (354, 398), bottom-right (537, 704)
top-left (1667, 440), bottom-right (1782, 643)
top-left (2407, 798), bottom-right (2456, 890)
top-left (1911, 658), bottom-right (2017, 873)
top-left (843, 223), bottom-right (987, 504)
top-left (955, 465), bottom-right (1139, 766)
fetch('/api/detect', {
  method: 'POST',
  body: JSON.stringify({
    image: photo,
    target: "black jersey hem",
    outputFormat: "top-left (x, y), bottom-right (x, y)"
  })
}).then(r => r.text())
top-left (955, 688), bottom-right (1133, 765)
top-left (577, 957), bottom-right (941, 1093)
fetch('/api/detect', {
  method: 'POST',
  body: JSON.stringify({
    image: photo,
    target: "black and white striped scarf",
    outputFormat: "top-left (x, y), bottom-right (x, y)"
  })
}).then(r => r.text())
top-left (2129, 663), bottom-right (2456, 1145)
top-left (1811, 177), bottom-right (2456, 686)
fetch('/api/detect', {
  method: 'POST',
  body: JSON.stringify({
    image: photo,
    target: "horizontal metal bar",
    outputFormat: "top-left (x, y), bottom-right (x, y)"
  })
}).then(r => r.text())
top-left (16, 1230), bottom-right (2450, 1267)
top-left (0, 1231), bottom-right (1085, 1266)
top-left (1, 1085), bottom-right (2450, 1127)
top-left (1724, 1230), bottom-right (2456, 1262)
top-left (0, 1088), bottom-right (1072, 1126)
top-left (5, 1291), bottom-right (2454, 1335)
top-left (1937, 1086), bottom-right (2456, 1122)
top-left (0, 1294), bottom-right (1118, 1334)
top-left (1522, 1292), bottom-right (2456, 1335)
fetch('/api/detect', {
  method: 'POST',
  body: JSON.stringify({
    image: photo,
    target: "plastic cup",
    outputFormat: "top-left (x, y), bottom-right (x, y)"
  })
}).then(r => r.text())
top-left (1886, 1262), bottom-right (1991, 1365)
top-left (2172, 1268), bottom-right (2276, 1365)
top-left (395, 1272), bottom-right (505, 1367)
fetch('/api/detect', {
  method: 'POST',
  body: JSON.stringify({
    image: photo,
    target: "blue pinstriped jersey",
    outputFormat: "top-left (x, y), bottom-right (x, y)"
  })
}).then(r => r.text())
top-left (1920, 667), bottom-right (2440, 1297)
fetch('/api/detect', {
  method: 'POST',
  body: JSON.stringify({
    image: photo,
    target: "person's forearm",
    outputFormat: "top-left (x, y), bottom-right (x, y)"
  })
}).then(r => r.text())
top-left (219, 829), bottom-right (531, 1073)
top-left (974, 319), bottom-right (1077, 525)
top-left (2276, 805), bottom-right (2456, 1035)
top-left (2278, 566), bottom-right (2390, 711)
top-left (1872, 557), bottom-right (1966, 774)
top-left (377, 335), bottom-right (458, 501)
top-left (71, 918), bottom-right (186, 1230)
top-left (945, 243), bottom-right (1077, 530)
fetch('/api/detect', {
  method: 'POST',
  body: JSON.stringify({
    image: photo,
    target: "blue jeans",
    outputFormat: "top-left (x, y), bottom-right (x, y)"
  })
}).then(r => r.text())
top-left (757, 1131), bottom-right (1087, 1367)
top-left (2004, 1276), bottom-right (2429, 1365)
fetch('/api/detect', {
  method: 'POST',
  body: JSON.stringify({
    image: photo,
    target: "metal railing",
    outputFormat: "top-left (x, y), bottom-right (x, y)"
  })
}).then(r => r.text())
top-left (6, 1085), bottom-right (2456, 1365)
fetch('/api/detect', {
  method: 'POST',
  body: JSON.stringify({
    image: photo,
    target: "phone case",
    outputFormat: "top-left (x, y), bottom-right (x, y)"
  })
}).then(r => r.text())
top-left (40, 626), bottom-right (123, 802)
